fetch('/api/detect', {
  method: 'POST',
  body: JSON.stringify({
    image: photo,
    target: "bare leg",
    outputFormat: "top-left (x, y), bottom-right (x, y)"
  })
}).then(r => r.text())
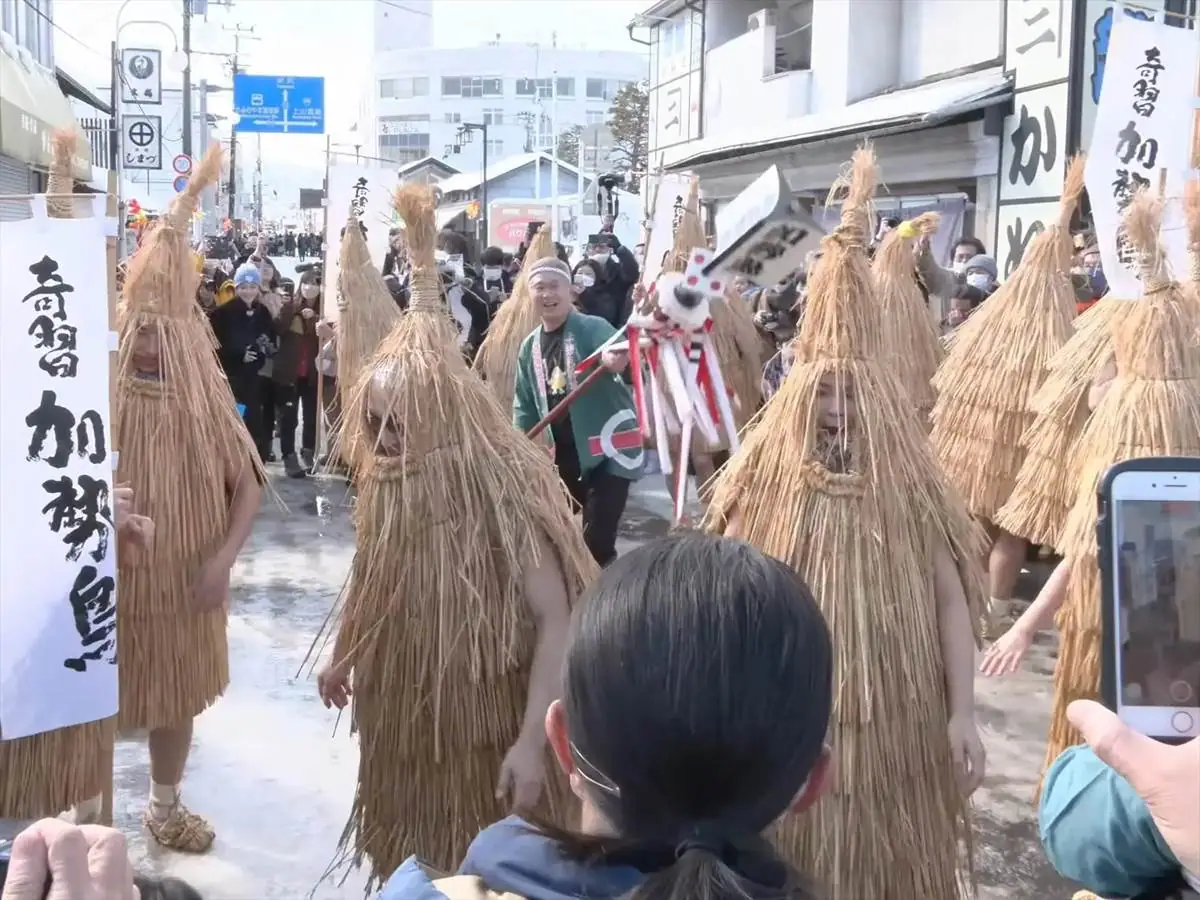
top-left (988, 527), bottom-right (1028, 620)
top-left (144, 719), bottom-right (214, 853)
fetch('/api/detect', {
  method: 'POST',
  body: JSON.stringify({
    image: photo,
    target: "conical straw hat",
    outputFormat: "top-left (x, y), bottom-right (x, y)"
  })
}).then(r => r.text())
top-left (472, 225), bottom-right (556, 405)
top-left (1044, 187), bottom-right (1200, 781)
top-left (872, 211), bottom-right (943, 415)
top-left (335, 207), bottom-right (403, 392)
top-left (47, 128), bottom-right (82, 218)
top-left (703, 144), bottom-right (987, 899)
top-left (929, 155), bottom-right (1087, 522)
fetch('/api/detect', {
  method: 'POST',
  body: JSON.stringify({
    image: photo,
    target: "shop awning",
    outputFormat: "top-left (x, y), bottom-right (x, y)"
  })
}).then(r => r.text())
top-left (663, 68), bottom-right (1013, 171)
top-left (0, 40), bottom-right (92, 181)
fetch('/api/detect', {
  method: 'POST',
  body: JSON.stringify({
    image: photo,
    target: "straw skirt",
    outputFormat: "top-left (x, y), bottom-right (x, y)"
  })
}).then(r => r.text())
top-left (0, 719), bottom-right (114, 817)
top-left (115, 382), bottom-right (232, 731)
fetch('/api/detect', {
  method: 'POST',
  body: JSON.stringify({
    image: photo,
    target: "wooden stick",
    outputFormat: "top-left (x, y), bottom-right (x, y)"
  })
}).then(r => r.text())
top-left (100, 169), bottom-right (118, 828)
top-left (526, 366), bottom-right (608, 439)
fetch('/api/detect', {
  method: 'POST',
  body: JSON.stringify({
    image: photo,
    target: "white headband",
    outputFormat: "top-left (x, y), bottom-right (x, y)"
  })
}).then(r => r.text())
top-left (528, 261), bottom-right (570, 282)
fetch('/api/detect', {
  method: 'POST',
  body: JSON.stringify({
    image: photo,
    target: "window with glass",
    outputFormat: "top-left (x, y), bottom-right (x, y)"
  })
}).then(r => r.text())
top-left (383, 147), bottom-right (429, 164)
top-left (556, 77), bottom-right (575, 97)
top-left (482, 108), bottom-right (504, 126)
top-left (516, 77), bottom-right (557, 98)
top-left (585, 109), bottom-right (606, 125)
top-left (485, 139), bottom-right (504, 157)
top-left (379, 76), bottom-right (429, 99)
top-left (443, 76), bottom-right (503, 98)
top-left (445, 112), bottom-right (461, 124)
top-left (586, 78), bottom-right (630, 102)
top-left (1164, 0), bottom-right (1196, 28)
top-left (380, 132), bottom-right (431, 151)
top-left (378, 114), bottom-right (431, 135)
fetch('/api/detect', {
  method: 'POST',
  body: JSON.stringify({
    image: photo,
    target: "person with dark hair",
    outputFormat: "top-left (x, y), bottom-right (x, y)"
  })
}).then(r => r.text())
top-left (272, 269), bottom-right (322, 475)
top-left (377, 531), bottom-right (835, 900)
top-left (578, 233), bottom-right (638, 327)
top-left (479, 245), bottom-right (514, 296)
top-left (917, 234), bottom-right (990, 300)
top-left (382, 227), bottom-right (406, 278)
top-left (944, 282), bottom-right (986, 332)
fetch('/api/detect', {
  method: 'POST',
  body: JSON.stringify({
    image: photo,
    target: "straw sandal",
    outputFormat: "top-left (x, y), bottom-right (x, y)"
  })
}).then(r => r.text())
top-left (143, 802), bottom-right (215, 853)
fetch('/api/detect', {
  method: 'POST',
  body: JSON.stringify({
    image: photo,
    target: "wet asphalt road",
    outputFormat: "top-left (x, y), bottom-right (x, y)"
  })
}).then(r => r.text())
top-left (111, 467), bottom-right (1074, 899)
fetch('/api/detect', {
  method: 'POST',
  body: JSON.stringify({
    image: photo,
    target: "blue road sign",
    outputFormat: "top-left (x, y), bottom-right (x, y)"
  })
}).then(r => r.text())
top-left (232, 74), bottom-right (325, 135)
top-left (172, 174), bottom-right (188, 193)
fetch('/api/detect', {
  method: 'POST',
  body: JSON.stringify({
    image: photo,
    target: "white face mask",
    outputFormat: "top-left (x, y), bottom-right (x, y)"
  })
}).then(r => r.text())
top-left (589, 252), bottom-right (611, 265)
top-left (575, 273), bottom-right (595, 288)
top-left (966, 272), bottom-right (991, 291)
top-left (951, 261), bottom-right (968, 275)
top-left (300, 284), bottom-right (320, 300)
top-left (483, 266), bottom-right (503, 281)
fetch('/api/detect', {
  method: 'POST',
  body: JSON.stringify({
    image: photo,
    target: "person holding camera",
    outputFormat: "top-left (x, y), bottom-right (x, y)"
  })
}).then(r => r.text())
top-left (579, 233), bottom-right (639, 328)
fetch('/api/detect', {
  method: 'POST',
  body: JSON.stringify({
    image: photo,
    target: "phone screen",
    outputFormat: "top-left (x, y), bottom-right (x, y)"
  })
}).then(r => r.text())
top-left (1112, 482), bottom-right (1200, 738)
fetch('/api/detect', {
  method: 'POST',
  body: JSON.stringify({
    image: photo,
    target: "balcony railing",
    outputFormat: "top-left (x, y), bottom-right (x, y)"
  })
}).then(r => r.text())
top-left (79, 117), bottom-right (113, 170)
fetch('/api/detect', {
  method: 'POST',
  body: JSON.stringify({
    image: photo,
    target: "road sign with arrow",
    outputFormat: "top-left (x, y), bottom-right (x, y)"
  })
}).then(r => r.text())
top-left (232, 74), bottom-right (325, 135)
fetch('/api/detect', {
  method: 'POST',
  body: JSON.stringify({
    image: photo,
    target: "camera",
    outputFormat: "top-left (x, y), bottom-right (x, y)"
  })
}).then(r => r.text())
top-left (597, 172), bottom-right (624, 191)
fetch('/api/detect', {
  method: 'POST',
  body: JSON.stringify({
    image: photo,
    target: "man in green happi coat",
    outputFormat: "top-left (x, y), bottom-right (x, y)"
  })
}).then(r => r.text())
top-left (513, 258), bottom-right (641, 566)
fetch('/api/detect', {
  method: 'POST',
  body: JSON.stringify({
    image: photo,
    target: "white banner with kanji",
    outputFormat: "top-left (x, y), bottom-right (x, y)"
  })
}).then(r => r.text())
top-left (1085, 15), bottom-right (1198, 299)
top-left (0, 212), bottom-right (117, 740)
top-left (323, 164), bottom-right (399, 322)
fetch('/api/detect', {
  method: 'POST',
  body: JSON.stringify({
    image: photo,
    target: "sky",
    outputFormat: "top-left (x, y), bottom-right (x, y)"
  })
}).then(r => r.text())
top-left (54, 0), bottom-right (647, 175)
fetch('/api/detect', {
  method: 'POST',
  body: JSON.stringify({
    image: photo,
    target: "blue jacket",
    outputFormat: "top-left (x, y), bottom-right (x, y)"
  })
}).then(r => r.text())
top-left (378, 816), bottom-right (643, 900)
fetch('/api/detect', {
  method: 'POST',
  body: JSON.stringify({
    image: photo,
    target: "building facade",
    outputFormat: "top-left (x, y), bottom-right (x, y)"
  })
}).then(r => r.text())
top-left (0, 0), bottom-right (95, 219)
top-left (371, 1), bottom-right (647, 172)
top-left (633, 0), bottom-right (1196, 287)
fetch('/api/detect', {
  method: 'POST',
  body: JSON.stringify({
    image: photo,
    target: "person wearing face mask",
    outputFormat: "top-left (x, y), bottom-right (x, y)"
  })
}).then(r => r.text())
top-left (271, 270), bottom-right (322, 475)
top-left (208, 263), bottom-right (276, 457)
top-left (436, 230), bottom-right (493, 361)
top-left (962, 253), bottom-right (999, 297)
top-left (580, 233), bottom-right (639, 327)
top-left (479, 245), bottom-right (514, 300)
top-left (917, 234), bottom-right (988, 300)
top-left (570, 258), bottom-right (607, 318)
top-left (1076, 244), bottom-right (1109, 314)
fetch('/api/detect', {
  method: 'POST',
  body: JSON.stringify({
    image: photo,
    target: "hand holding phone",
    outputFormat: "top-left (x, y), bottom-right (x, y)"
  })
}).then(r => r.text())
top-left (1098, 457), bottom-right (1200, 741)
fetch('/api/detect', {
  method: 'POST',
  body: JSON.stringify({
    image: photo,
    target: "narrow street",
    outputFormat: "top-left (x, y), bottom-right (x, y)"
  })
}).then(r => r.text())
top-left (109, 471), bottom-right (1075, 899)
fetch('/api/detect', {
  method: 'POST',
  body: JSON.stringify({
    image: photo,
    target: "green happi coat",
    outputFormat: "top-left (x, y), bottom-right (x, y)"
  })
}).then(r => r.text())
top-left (513, 310), bottom-right (643, 479)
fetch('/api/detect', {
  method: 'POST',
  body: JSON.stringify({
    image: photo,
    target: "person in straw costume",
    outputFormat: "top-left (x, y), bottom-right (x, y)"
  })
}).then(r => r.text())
top-left (114, 144), bottom-right (264, 852)
top-left (314, 184), bottom-right (596, 886)
top-left (871, 212), bottom-right (944, 421)
top-left (930, 155), bottom-right (1086, 631)
top-left (984, 181), bottom-right (1200, 682)
top-left (659, 179), bottom-right (763, 507)
top-left (703, 146), bottom-right (988, 899)
top-left (0, 130), bottom-right (151, 826)
top-left (1028, 189), bottom-right (1200, 778)
top-left (472, 225), bottom-right (557, 407)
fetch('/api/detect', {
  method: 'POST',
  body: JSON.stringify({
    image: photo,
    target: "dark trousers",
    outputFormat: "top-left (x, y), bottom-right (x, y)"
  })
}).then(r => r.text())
top-left (555, 443), bottom-right (630, 567)
top-left (259, 376), bottom-right (283, 459)
top-left (278, 374), bottom-right (318, 456)
top-left (229, 369), bottom-right (264, 454)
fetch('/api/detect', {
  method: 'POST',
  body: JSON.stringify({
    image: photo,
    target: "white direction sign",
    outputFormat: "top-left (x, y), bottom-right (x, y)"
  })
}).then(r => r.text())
top-left (122, 115), bottom-right (163, 171)
top-left (1085, 15), bottom-right (1198, 298)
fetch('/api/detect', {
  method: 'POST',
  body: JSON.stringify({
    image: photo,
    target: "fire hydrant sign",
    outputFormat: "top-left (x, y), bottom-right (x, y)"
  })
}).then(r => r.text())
top-left (0, 213), bottom-right (117, 740)
top-left (1084, 15), bottom-right (1198, 299)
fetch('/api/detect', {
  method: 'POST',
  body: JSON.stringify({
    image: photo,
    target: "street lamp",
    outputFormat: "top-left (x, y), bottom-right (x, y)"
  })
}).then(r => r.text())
top-left (446, 122), bottom-right (488, 245)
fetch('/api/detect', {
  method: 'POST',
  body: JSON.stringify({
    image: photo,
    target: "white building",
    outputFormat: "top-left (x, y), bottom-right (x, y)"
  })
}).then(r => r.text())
top-left (632, 0), bottom-right (1196, 287)
top-left (370, 0), bottom-right (647, 172)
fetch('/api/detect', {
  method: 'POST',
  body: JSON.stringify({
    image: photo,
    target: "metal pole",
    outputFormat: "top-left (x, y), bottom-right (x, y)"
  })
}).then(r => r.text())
top-left (227, 50), bottom-right (238, 222)
top-left (480, 122), bottom-right (488, 248)
top-left (254, 132), bottom-right (263, 230)
top-left (550, 71), bottom-right (559, 238)
top-left (181, 0), bottom-right (193, 157)
top-left (109, 41), bottom-right (122, 257)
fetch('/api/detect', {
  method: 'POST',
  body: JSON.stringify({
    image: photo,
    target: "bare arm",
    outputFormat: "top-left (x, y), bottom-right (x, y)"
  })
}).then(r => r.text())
top-left (1011, 557), bottom-right (1070, 634)
top-left (219, 458), bottom-right (262, 567)
top-left (519, 536), bottom-right (571, 748)
top-left (934, 540), bottom-right (977, 720)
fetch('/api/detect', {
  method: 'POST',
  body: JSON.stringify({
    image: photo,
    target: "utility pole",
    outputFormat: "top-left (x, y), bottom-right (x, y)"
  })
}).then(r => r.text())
top-left (181, 0), bottom-right (193, 157)
top-left (222, 24), bottom-right (259, 227)
top-left (254, 133), bottom-right (263, 230)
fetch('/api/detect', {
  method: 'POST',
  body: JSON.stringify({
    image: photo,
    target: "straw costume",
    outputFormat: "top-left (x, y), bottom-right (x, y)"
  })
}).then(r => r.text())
top-left (114, 145), bottom-right (265, 852)
top-left (931, 156), bottom-right (1085, 623)
top-left (472, 226), bottom-right (556, 407)
top-left (331, 211), bottom-right (404, 470)
top-left (321, 185), bottom-right (595, 887)
top-left (0, 130), bottom-right (114, 823)
top-left (872, 212), bottom-right (943, 420)
top-left (704, 147), bottom-right (987, 899)
top-left (1045, 189), bottom-right (1200, 773)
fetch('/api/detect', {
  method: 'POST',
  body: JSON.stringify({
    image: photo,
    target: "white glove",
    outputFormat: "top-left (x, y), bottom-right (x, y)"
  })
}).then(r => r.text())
top-left (243, 347), bottom-right (259, 364)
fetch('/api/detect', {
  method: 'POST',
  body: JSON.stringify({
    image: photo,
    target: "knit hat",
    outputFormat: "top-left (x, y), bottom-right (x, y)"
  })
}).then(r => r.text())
top-left (234, 263), bottom-right (262, 287)
top-left (964, 254), bottom-right (997, 280)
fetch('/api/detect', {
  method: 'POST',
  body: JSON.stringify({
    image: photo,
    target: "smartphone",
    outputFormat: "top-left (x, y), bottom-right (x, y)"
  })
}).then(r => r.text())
top-left (1098, 457), bottom-right (1200, 741)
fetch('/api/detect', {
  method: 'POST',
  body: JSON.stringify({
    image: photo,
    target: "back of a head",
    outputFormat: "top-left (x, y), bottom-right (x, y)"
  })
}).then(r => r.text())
top-left (562, 532), bottom-right (832, 900)
top-left (480, 245), bottom-right (505, 267)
